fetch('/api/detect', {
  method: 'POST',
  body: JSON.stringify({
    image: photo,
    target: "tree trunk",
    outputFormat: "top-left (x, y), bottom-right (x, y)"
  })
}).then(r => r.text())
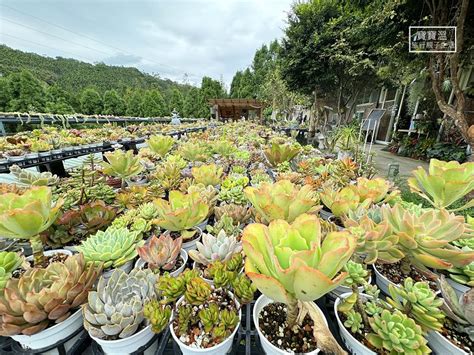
top-left (286, 298), bottom-right (299, 328)
top-left (309, 90), bottom-right (318, 139)
top-left (427, 0), bottom-right (472, 161)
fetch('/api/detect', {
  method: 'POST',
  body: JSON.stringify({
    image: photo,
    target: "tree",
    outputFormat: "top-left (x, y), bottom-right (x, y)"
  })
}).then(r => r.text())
top-left (425, 0), bottom-right (474, 160)
top-left (126, 90), bottom-right (143, 116)
top-left (141, 90), bottom-right (166, 117)
top-left (103, 89), bottom-right (126, 115)
top-left (80, 88), bottom-right (103, 115)
top-left (45, 84), bottom-right (74, 114)
top-left (168, 88), bottom-right (184, 114)
top-left (183, 87), bottom-right (203, 117)
top-left (7, 70), bottom-right (47, 112)
top-left (0, 77), bottom-right (10, 111)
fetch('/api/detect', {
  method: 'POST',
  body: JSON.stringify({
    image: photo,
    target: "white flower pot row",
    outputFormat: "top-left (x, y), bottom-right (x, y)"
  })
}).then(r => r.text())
top-left (334, 292), bottom-right (469, 355)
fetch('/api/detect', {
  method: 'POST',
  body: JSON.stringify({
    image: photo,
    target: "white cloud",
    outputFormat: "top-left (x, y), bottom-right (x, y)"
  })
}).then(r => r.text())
top-left (0, 0), bottom-right (292, 87)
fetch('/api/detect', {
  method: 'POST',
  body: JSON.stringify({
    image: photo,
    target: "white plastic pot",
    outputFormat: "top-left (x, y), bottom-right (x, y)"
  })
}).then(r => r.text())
top-left (192, 262), bottom-right (214, 285)
top-left (170, 293), bottom-right (241, 355)
top-left (135, 249), bottom-right (188, 277)
top-left (426, 330), bottom-right (468, 355)
top-left (181, 229), bottom-right (202, 252)
top-left (196, 219), bottom-right (209, 231)
top-left (373, 264), bottom-right (397, 295)
top-left (446, 277), bottom-right (470, 299)
top-left (253, 294), bottom-right (326, 354)
top-left (25, 249), bottom-right (73, 264)
top-left (330, 276), bottom-right (372, 298)
top-left (11, 308), bottom-right (83, 352)
top-left (102, 259), bottom-right (134, 280)
top-left (334, 293), bottom-right (375, 355)
top-left (91, 324), bottom-right (158, 355)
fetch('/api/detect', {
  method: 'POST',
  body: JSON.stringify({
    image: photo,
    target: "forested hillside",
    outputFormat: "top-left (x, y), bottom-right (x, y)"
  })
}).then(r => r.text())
top-left (0, 45), bottom-right (227, 117)
top-left (0, 45), bottom-right (178, 94)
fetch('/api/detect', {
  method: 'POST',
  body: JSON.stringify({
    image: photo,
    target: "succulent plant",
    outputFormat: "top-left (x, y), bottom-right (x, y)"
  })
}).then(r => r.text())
top-left (382, 204), bottom-right (474, 272)
top-left (212, 140), bottom-right (236, 157)
top-left (138, 202), bottom-right (160, 220)
top-left (176, 304), bottom-right (194, 334)
top-left (10, 165), bottom-right (59, 186)
top-left (344, 215), bottom-right (404, 264)
top-left (367, 309), bottom-right (430, 355)
top-left (231, 273), bottom-right (256, 304)
top-left (365, 300), bottom-right (383, 316)
top-left (250, 173), bottom-right (273, 187)
top-left (83, 268), bottom-right (157, 339)
top-left (152, 159), bottom-right (182, 191)
top-left (243, 213), bottom-right (356, 326)
top-left (153, 190), bottom-right (209, 240)
top-left (199, 303), bottom-right (219, 332)
top-left (158, 274), bottom-right (187, 303)
top-left (143, 299), bottom-right (172, 334)
top-left (207, 261), bottom-right (236, 288)
top-left (0, 186), bottom-right (63, 266)
top-left (46, 201), bottom-right (116, 248)
top-left (320, 185), bottom-right (370, 218)
top-left (0, 251), bottom-right (23, 291)
top-left (387, 278), bottom-right (444, 332)
top-left (449, 261), bottom-right (474, 286)
top-left (206, 214), bottom-right (242, 237)
top-left (245, 180), bottom-right (319, 224)
top-left (438, 275), bottom-right (474, 341)
top-left (0, 253), bottom-right (101, 336)
top-left (30, 140), bottom-right (52, 152)
top-left (264, 142), bottom-right (301, 167)
top-left (354, 177), bottom-right (398, 204)
top-left (191, 164), bottom-right (223, 186)
top-left (344, 309), bottom-right (363, 333)
top-left (146, 135), bottom-right (175, 158)
top-left (76, 227), bottom-right (142, 270)
top-left (342, 260), bottom-right (369, 287)
top-left (187, 184), bottom-right (217, 216)
top-left (185, 277), bottom-right (212, 305)
top-left (408, 159), bottom-right (474, 211)
top-left (179, 141), bottom-right (209, 162)
top-left (218, 185), bottom-right (247, 205)
top-left (102, 150), bottom-right (143, 188)
top-left (137, 234), bottom-right (182, 271)
top-left (189, 230), bottom-right (242, 266)
top-left (221, 174), bottom-right (249, 189)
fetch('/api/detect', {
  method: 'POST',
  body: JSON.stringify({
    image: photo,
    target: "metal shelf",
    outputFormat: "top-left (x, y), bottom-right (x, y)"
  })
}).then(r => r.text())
top-left (0, 126), bottom-right (208, 174)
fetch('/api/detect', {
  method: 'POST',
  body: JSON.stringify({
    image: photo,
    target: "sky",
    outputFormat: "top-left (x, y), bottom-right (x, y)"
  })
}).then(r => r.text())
top-left (0, 0), bottom-right (293, 87)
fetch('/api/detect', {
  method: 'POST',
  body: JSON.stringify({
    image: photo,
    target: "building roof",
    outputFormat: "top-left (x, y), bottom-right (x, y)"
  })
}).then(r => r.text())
top-left (208, 99), bottom-right (265, 108)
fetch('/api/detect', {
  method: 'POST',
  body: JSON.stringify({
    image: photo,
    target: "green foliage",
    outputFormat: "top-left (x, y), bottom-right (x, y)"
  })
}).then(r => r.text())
top-left (0, 45), bottom-right (217, 118)
top-left (125, 90), bottom-right (144, 116)
top-left (7, 70), bottom-right (47, 112)
top-left (167, 88), bottom-right (184, 114)
top-left (143, 299), bottom-right (172, 334)
top-left (183, 87), bottom-right (205, 117)
top-left (80, 88), bottom-right (103, 115)
top-left (141, 90), bottom-right (167, 117)
top-left (387, 278), bottom-right (445, 332)
top-left (344, 309), bottom-right (363, 333)
top-left (103, 89), bottom-right (126, 115)
top-left (367, 309), bottom-right (430, 355)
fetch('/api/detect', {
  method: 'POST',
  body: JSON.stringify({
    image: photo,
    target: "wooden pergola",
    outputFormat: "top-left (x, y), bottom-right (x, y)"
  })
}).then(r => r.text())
top-left (209, 99), bottom-right (265, 122)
